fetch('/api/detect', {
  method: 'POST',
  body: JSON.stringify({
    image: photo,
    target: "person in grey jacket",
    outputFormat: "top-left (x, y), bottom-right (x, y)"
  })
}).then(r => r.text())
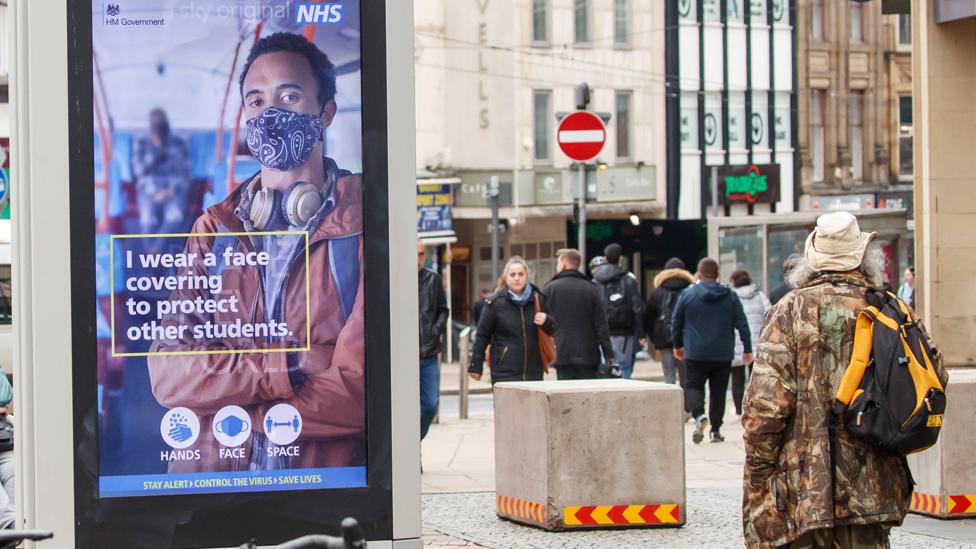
top-left (729, 270), bottom-right (771, 416)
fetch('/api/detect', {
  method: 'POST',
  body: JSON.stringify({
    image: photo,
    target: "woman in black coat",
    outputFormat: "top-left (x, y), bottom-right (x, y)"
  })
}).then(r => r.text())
top-left (468, 257), bottom-right (555, 384)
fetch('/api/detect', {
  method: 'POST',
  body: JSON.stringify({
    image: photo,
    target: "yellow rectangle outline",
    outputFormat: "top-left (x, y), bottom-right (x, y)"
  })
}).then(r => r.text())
top-left (109, 231), bottom-right (312, 357)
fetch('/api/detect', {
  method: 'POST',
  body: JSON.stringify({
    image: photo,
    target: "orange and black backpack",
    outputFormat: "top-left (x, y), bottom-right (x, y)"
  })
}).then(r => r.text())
top-left (832, 289), bottom-right (946, 455)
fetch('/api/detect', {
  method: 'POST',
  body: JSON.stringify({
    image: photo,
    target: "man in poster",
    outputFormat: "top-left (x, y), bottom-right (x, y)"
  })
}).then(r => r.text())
top-left (148, 33), bottom-right (365, 473)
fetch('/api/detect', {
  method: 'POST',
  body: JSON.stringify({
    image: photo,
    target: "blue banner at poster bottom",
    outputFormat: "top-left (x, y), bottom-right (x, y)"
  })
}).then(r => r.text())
top-left (99, 466), bottom-right (366, 498)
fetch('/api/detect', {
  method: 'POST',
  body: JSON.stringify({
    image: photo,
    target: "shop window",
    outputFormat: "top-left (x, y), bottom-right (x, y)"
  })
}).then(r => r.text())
top-left (718, 227), bottom-right (765, 290)
top-left (510, 244), bottom-right (523, 257)
top-left (524, 243), bottom-right (538, 261)
top-left (539, 242), bottom-right (552, 259)
top-left (767, 228), bottom-right (809, 290)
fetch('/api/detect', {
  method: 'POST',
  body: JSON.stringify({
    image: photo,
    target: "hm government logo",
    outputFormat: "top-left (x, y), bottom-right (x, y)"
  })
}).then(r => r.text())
top-left (103, 2), bottom-right (165, 27)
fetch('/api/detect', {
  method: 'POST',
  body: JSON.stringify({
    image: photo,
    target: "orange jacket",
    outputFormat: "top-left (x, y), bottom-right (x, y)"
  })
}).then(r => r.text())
top-left (148, 173), bottom-right (365, 472)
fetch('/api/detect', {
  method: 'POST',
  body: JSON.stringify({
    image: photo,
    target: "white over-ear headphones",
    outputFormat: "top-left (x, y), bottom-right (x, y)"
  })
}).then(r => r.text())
top-left (249, 181), bottom-right (322, 230)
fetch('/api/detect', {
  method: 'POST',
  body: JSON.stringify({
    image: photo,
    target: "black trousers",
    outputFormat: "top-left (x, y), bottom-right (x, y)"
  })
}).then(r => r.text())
top-left (685, 359), bottom-right (732, 431)
top-left (730, 364), bottom-right (752, 414)
top-left (555, 364), bottom-right (598, 380)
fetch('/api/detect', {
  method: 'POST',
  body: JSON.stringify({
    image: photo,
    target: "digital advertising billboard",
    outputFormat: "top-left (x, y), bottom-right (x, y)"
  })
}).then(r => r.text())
top-left (68, 1), bottom-right (396, 546)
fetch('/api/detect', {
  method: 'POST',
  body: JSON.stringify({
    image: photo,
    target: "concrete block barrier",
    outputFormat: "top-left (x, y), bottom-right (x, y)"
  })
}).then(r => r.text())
top-left (907, 369), bottom-right (976, 518)
top-left (493, 379), bottom-right (685, 531)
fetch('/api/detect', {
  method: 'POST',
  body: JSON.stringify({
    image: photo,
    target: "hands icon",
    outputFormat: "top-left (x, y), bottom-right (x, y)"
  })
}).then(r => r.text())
top-left (162, 410), bottom-right (199, 448)
top-left (168, 421), bottom-right (193, 443)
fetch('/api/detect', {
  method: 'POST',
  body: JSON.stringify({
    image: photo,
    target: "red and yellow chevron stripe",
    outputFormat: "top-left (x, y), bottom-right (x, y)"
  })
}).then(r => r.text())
top-left (496, 495), bottom-right (546, 525)
top-left (563, 504), bottom-right (681, 526)
top-left (947, 494), bottom-right (976, 515)
top-left (911, 492), bottom-right (942, 515)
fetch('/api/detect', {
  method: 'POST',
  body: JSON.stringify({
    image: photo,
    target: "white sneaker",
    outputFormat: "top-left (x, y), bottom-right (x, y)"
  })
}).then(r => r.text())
top-left (692, 416), bottom-right (709, 444)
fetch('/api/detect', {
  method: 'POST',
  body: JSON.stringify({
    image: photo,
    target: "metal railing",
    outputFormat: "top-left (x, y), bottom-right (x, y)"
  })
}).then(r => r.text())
top-left (458, 326), bottom-right (473, 419)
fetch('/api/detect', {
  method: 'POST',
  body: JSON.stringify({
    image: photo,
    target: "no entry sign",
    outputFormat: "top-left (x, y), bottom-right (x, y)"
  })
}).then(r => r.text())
top-left (557, 111), bottom-right (607, 162)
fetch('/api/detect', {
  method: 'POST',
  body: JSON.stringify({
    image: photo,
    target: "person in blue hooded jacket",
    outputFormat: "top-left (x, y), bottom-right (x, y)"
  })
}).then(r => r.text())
top-left (671, 258), bottom-right (751, 444)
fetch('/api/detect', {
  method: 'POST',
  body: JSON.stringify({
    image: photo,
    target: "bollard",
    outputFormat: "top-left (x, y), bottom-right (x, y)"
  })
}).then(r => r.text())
top-left (458, 326), bottom-right (472, 420)
top-left (907, 369), bottom-right (976, 518)
top-left (493, 380), bottom-right (686, 531)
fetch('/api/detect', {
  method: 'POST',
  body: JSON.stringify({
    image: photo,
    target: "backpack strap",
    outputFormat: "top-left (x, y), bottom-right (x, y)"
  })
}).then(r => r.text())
top-left (328, 235), bottom-right (361, 321)
top-left (834, 306), bottom-right (878, 410)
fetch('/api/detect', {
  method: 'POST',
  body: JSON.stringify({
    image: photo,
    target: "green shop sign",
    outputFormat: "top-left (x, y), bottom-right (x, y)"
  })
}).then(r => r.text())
top-left (717, 164), bottom-right (780, 206)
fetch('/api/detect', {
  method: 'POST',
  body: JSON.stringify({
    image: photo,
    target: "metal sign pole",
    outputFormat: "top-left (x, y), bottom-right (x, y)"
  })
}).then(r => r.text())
top-left (577, 164), bottom-right (587, 270)
top-left (488, 175), bottom-right (500, 283)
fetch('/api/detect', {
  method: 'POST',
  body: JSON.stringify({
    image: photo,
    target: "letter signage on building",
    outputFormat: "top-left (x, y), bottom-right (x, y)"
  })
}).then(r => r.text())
top-left (717, 164), bottom-right (781, 205)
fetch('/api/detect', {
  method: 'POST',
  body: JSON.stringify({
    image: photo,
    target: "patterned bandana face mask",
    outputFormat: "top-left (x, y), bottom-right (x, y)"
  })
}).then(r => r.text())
top-left (245, 106), bottom-right (324, 171)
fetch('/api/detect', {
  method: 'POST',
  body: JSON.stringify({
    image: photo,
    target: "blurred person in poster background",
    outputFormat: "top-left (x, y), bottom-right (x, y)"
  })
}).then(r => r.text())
top-left (133, 108), bottom-right (191, 241)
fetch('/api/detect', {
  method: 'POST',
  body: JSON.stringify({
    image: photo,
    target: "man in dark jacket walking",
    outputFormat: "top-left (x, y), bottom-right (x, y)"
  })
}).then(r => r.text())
top-left (594, 243), bottom-right (644, 378)
top-left (543, 249), bottom-right (614, 380)
top-left (418, 242), bottom-right (449, 440)
top-left (672, 258), bottom-right (751, 444)
top-left (643, 257), bottom-right (694, 387)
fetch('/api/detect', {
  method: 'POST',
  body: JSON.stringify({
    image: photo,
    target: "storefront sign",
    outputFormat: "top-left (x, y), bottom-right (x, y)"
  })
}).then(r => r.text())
top-left (417, 183), bottom-right (453, 232)
top-left (596, 166), bottom-right (657, 202)
top-left (877, 190), bottom-right (914, 218)
top-left (717, 164), bottom-right (781, 205)
top-left (534, 171), bottom-right (567, 205)
top-left (456, 171), bottom-right (513, 207)
top-left (809, 194), bottom-right (875, 211)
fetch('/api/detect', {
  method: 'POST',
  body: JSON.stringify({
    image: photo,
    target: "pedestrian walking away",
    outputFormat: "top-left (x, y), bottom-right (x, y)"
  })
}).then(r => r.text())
top-left (543, 248), bottom-right (614, 380)
top-left (742, 211), bottom-right (948, 548)
top-left (729, 269), bottom-right (770, 416)
top-left (468, 257), bottom-right (556, 384)
top-left (671, 258), bottom-right (751, 444)
top-left (643, 257), bottom-right (694, 387)
top-left (593, 243), bottom-right (645, 379)
top-left (417, 242), bottom-right (449, 441)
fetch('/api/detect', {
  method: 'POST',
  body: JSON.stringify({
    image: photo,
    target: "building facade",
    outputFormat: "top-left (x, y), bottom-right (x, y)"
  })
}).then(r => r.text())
top-left (665, 0), bottom-right (800, 291)
top-left (796, 0), bottom-right (914, 281)
top-left (415, 0), bottom-right (667, 321)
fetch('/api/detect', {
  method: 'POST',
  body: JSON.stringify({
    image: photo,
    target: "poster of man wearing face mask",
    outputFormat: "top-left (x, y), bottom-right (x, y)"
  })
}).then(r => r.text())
top-left (92, 0), bottom-right (367, 498)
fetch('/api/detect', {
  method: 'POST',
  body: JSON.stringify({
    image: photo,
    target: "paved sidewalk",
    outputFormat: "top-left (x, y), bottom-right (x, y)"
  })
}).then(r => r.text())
top-left (421, 385), bottom-right (976, 547)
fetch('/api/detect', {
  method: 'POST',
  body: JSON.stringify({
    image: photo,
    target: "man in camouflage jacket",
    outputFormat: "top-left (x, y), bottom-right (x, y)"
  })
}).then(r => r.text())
top-left (741, 212), bottom-right (947, 548)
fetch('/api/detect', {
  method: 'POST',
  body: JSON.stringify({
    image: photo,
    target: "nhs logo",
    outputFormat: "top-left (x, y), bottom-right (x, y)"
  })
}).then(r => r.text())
top-left (294, 2), bottom-right (344, 24)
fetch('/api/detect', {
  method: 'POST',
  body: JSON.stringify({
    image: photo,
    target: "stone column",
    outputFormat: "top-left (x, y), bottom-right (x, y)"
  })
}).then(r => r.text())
top-left (913, 3), bottom-right (976, 366)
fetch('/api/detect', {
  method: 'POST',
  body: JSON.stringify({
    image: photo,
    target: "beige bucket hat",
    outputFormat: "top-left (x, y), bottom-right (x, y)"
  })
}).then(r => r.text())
top-left (804, 211), bottom-right (877, 272)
